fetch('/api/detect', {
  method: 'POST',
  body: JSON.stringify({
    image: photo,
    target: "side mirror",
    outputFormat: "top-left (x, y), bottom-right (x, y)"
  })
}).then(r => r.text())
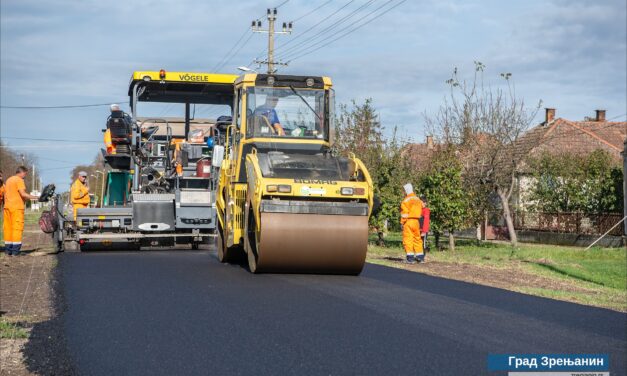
top-left (212, 145), bottom-right (225, 167)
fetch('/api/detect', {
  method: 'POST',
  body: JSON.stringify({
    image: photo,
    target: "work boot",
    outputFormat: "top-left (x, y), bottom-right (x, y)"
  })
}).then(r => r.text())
top-left (4, 244), bottom-right (13, 256)
top-left (405, 255), bottom-right (416, 264)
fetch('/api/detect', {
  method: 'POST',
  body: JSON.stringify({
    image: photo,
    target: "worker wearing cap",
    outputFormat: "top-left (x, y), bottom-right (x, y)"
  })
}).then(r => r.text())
top-left (400, 183), bottom-right (423, 264)
top-left (254, 96), bottom-right (285, 136)
top-left (70, 171), bottom-right (90, 220)
top-left (3, 166), bottom-right (39, 256)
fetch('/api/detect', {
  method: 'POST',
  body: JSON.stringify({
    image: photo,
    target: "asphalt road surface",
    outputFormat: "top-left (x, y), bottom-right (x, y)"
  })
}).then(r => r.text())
top-left (58, 249), bottom-right (626, 375)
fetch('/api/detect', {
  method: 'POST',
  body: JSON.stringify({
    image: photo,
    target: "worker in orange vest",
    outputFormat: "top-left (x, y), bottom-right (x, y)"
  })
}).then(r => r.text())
top-left (400, 183), bottom-right (423, 264)
top-left (3, 166), bottom-right (39, 256)
top-left (70, 171), bottom-right (91, 220)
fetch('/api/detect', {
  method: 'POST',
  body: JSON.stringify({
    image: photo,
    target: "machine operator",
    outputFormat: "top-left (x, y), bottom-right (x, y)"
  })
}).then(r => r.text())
top-left (254, 96), bottom-right (285, 136)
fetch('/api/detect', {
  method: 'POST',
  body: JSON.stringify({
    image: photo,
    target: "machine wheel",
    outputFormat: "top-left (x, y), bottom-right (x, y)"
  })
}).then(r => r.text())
top-left (244, 198), bottom-right (260, 273)
top-left (216, 220), bottom-right (243, 263)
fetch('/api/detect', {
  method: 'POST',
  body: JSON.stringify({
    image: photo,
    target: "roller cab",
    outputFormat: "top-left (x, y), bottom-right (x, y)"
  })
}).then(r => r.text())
top-left (216, 74), bottom-right (373, 274)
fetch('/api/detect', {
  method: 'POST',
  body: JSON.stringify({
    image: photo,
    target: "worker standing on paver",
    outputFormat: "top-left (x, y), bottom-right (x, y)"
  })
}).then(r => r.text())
top-left (400, 183), bottom-right (423, 264)
top-left (3, 166), bottom-right (39, 256)
top-left (70, 171), bottom-right (90, 220)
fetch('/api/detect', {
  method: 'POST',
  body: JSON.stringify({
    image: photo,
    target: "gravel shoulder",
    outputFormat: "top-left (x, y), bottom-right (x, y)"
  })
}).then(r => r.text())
top-left (0, 218), bottom-right (75, 376)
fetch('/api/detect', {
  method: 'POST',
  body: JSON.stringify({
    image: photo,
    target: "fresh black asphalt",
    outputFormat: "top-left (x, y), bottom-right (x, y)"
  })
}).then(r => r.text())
top-left (58, 250), bottom-right (627, 375)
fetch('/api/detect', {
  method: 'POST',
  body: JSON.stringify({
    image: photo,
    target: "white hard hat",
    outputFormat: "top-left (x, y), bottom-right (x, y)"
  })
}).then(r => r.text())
top-left (78, 171), bottom-right (88, 177)
top-left (110, 103), bottom-right (121, 112)
top-left (403, 183), bottom-right (413, 195)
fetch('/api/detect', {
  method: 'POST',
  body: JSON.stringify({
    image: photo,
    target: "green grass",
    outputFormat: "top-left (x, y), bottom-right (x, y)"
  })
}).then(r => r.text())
top-left (368, 232), bottom-right (627, 311)
top-left (0, 319), bottom-right (29, 339)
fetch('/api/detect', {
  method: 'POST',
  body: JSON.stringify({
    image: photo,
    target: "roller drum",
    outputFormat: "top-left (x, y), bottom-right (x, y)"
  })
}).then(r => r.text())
top-left (253, 212), bottom-right (368, 274)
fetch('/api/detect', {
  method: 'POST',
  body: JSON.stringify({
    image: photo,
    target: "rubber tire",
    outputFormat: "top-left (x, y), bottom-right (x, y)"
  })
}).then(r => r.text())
top-left (244, 199), bottom-right (260, 274)
top-left (217, 220), bottom-right (243, 263)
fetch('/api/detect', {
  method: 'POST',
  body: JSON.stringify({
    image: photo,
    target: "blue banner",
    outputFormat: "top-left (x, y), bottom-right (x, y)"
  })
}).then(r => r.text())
top-left (488, 354), bottom-right (609, 371)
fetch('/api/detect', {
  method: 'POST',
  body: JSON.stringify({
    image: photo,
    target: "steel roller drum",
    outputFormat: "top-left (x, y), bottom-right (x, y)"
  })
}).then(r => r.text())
top-left (254, 213), bottom-right (368, 274)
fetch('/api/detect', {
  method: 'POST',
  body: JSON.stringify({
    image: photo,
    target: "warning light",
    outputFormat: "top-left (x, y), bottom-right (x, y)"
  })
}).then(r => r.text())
top-left (79, 239), bottom-right (86, 245)
top-left (159, 69), bottom-right (166, 79)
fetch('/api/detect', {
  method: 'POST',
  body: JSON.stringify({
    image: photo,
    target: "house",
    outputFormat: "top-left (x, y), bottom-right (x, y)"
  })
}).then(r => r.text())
top-left (514, 108), bottom-right (626, 210)
top-left (404, 135), bottom-right (436, 172)
top-left (515, 108), bottom-right (625, 164)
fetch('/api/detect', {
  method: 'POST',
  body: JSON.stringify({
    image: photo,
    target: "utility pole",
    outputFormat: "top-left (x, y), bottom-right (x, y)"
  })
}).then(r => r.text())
top-left (252, 8), bottom-right (292, 74)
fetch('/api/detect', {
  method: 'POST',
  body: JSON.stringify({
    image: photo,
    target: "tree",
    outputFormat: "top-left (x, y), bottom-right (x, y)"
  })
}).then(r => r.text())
top-left (528, 150), bottom-right (623, 214)
top-left (334, 99), bottom-right (415, 244)
top-left (426, 62), bottom-right (541, 246)
top-left (419, 147), bottom-right (469, 251)
top-left (0, 142), bottom-right (41, 196)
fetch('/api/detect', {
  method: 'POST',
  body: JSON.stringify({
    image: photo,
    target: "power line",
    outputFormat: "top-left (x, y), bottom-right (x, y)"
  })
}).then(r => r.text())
top-left (281, 0), bottom-right (400, 61)
top-left (0, 101), bottom-right (127, 109)
top-left (285, 0), bottom-right (406, 62)
top-left (292, 0), bottom-right (334, 22)
top-left (272, 0), bottom-right (358, 56)
top-left (607, 113), bottom-right (627, 121)
top-left (210, 29), bottom-right (253, 72)
top-left (217, 0), bottom-right (292, 72)
top-left (214, 31), bottom-right (256, 73)
top-left (248, 0), bottom-right (344, 67)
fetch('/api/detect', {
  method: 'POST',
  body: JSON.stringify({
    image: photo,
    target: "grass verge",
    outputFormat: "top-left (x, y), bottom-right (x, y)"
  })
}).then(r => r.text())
top-left (0, 318), bottom-right (29, 339)
top-left (367, 232), bottom-right (627, 312)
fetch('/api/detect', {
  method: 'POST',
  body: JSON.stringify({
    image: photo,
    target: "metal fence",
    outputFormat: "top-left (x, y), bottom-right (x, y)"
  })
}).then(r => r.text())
top-left (513, 211), bottom-right (624, 236)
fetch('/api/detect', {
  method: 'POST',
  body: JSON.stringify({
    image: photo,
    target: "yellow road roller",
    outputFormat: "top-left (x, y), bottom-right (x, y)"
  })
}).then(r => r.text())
top-left (216, 73), bottom-right (374, 274)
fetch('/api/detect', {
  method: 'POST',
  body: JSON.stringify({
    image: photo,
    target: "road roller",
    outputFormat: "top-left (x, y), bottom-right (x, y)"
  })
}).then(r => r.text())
top-left (216, 73), bottom-right (374, 274)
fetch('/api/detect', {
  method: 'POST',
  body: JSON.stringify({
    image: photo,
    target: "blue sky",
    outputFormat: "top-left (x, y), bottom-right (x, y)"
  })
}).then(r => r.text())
top-left (1, 0), bottom-right (626, 191)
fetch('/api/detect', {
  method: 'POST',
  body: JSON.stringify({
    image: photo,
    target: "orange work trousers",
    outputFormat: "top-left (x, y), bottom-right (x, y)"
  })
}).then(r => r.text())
top-left (73, 203), bottom-right (88, 221)
top-left (402, 218), bottom-right (423, 256)
top-left (3, 208), bottom-right (25, 246)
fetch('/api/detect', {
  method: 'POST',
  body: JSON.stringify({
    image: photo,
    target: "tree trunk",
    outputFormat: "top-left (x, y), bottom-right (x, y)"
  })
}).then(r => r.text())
top-left (448, 232), bottom-right (455, 252)
top-left (497, 188), bottom-right (518, 246)
top-left (435, 232), bottom-right (441, 251)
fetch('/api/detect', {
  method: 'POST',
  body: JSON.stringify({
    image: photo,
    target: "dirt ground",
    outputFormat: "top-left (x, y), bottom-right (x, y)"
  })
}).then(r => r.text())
top-left (373, 255), bottom-right (597, 294)
top-left (0, 224), bottom-right (74, 375)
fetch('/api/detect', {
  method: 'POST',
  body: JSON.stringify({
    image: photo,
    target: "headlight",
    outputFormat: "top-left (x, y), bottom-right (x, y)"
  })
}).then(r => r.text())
top-left (341, 187), bottom-right (354, 195)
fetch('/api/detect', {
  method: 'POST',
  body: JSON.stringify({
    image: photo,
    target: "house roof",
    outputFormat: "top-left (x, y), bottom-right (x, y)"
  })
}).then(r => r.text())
top-left (515, 117), bottom-right (626, 164)
top-left (403, 143), bottom-right (436, 171)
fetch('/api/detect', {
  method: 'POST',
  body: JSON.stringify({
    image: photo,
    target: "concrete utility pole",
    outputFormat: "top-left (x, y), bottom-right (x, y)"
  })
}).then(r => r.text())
top-left (252, 8), bottom-right (292, 74)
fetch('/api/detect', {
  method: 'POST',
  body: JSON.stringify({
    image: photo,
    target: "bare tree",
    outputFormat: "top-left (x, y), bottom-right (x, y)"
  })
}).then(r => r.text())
top-left (426, 62), bottom-right (541, 246)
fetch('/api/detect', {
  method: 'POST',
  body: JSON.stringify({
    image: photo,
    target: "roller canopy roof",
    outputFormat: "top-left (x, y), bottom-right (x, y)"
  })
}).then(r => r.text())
top-left (128, 71), bottom-right (238, 105)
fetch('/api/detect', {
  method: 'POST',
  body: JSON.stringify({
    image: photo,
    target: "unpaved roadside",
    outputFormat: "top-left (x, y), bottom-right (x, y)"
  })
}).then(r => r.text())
top-left (0, 222), bottom-right (74, 375)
